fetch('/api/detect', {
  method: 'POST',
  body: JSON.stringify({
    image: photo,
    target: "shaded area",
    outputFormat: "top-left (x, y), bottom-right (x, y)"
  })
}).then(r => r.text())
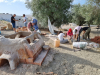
top-left (91, 30), bottom-right (100, 35)
top-left (35, 52), bottom-right (100, 75)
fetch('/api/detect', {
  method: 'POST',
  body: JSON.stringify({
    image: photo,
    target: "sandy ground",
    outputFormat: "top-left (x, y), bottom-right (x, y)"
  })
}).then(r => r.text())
top-left (0, 26), bottom-right (100, 75)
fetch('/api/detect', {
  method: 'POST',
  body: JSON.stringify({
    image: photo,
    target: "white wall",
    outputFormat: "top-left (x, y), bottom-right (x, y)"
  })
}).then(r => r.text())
top-left (0, 13), bottom-right (12, 22)
top-left (16, 20), bottom-right (24, 27)
top-left (0, 13), bottom-right (24, 27)
top-left (0, 14), bottom-right (41, 28)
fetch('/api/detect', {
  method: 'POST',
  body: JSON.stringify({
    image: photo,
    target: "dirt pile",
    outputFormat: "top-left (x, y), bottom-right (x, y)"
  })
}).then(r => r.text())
top-left (91, 36), bottom-right (100, 44)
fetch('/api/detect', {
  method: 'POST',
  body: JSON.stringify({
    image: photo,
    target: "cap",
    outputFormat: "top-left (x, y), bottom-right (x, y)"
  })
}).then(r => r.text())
top-left (32, 19), bottom-right (37, 24)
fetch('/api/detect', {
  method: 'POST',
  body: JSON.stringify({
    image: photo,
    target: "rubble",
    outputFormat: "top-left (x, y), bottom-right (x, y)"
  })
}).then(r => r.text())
top-left (91, 36), bottom-right (100, 44)
top-left (16, 27), bottom-right (28, 32)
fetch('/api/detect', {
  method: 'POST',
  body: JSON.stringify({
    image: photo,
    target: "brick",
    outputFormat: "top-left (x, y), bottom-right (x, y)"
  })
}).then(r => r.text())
top-left (25, 40), bottom-right (43, 59)
top-left (26, 58), bottom-right (34, 64)
top-left (33, 48), bottom-right (42, 61)
top-left (19, 59), bottom-right (26, 64)
top-left (17, 49), bottom-right (29, 60)
top-left (25, 46), bottom-right (34, 58)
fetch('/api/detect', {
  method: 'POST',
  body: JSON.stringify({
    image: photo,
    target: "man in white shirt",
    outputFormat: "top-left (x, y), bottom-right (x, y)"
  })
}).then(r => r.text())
top-left (58, 31), bottom-right (68, 44)
top-left (23, 14), bottom-right (27, 27)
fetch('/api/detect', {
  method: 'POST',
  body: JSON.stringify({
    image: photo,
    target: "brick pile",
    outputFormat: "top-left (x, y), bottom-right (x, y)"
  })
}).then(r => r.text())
top-left (16, 27), bottom-right (28, 32)
top-left (91, 36), bottom-right (100, 44)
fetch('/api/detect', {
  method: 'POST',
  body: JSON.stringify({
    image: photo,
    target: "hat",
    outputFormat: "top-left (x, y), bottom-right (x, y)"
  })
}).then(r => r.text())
top-left (32, 19), bottom-right (37, 24)
top-left (69, 28), bottom-right (72, 32)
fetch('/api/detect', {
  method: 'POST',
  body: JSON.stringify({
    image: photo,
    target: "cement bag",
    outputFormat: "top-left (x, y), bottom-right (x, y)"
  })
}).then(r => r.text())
top-left (89, 42), bottom-right (99, 48)
top-left (73, 42), bottom-right (88, 49)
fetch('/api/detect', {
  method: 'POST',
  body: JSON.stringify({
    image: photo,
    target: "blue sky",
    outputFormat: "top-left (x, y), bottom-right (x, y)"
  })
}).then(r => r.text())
top-left (0, 0), bottom-right (86, 16)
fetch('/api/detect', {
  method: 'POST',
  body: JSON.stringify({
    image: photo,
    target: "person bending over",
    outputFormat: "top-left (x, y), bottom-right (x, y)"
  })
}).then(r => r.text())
top-left (58, 31), bottom-right (68, 44)
top-left (73, 26), bottom-right (81, 41)
top-left (82, 27), bottom-right (91, 40)
top-left (27, 22), bottom-right (34, 33)
top-left (27, 19), bottom-right (41, 33)
top-left (67, 28), bottom-right (73, 40)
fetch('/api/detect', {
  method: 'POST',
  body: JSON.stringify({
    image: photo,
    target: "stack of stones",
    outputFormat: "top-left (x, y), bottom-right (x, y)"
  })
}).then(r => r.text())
top-left (16, 27), bottom-right (28, 32)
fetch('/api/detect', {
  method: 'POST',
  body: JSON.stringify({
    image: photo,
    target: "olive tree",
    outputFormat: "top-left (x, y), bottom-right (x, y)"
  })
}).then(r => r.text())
top-left (71, 4), bottom-right (86, 26)
top-left (25, 0), bottom-right (73, 27)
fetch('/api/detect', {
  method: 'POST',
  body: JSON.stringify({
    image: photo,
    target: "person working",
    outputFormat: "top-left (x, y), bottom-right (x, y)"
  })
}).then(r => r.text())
top-left (27, 22), bottom-right (34, 33)
top-left (58, 31), bottom-right (68, 44)
top-left (23, 14), bottom-right (27, 27)
top-left (11, 14), bottom-right (18, 32)
top-left (27, 19), bottom-right (41, 33)
top-left (82, 27), bottom-right (91, 40)
top-left (67, 28), bottom-right (73, 40)
top-left (73, 26), bottom-right (81, 42)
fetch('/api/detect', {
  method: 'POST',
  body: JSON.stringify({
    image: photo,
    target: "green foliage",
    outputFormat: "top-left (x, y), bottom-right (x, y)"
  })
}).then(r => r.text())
top-left (80, 0), bottom-right (100, 25)
top-left (71, 0), bottom-right (100, 27)
top-left (79, 4), bottom-right (94, 26)
top-left (87, 0), bottom-right (100, 25)
top-left (72, 1), bottom-right (100, 26)
top-left (25, 0), bottom-right (73, 27)
top-left (71, 4), bottom-right (86, 26)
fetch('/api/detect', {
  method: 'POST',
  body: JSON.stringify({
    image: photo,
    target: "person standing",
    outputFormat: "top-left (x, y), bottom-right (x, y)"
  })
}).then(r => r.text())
top-left (23, 14), bottom-right (27, 27)
top-left (11, 14), bottom-right (18, 32)
top-left (82, 27), bottom-right (91, 40)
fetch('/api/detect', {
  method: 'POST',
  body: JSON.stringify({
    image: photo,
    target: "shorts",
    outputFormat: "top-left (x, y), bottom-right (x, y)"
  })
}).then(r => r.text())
top-left (12, 23), bottom-right (16, 28)
top-left (24, 23), bottom-right (27, 27)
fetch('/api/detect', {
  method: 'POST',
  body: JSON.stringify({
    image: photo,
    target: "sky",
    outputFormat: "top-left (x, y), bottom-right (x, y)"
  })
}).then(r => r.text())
top-left (0, 0), bottom-right (86, 16)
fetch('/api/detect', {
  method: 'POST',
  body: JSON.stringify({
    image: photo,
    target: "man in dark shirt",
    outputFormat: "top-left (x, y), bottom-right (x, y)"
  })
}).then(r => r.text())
top-left (82, 27), bottom-right (91, 40)
top-left (11, 14), bottom-right (18, 32)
